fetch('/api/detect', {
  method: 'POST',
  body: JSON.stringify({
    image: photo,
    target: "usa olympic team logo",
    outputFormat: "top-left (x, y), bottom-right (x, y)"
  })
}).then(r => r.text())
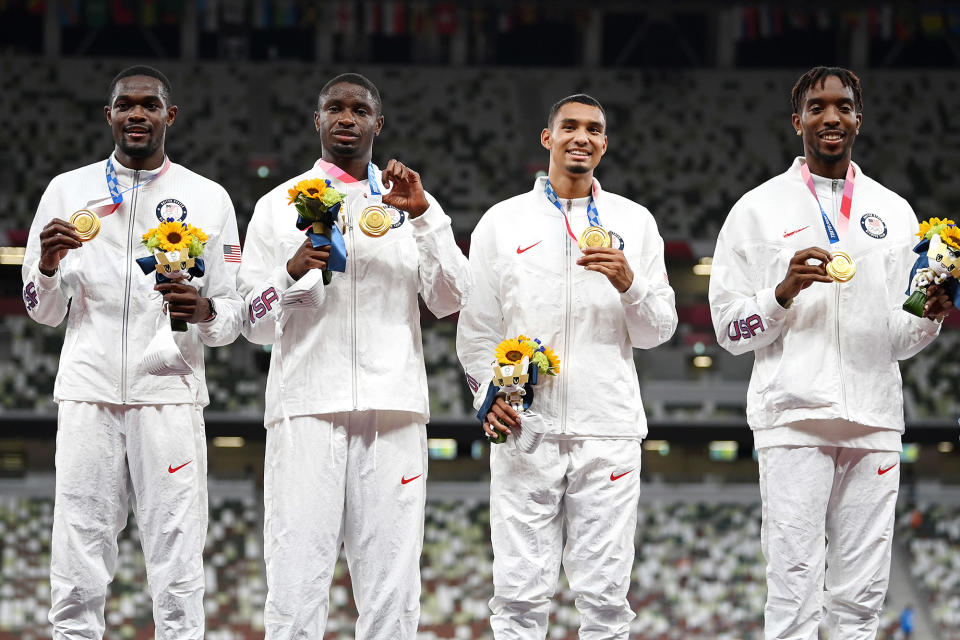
top-left (156, 198), bottom-right (188, 223)
top-left (860, 213), bottom-right (887, 239)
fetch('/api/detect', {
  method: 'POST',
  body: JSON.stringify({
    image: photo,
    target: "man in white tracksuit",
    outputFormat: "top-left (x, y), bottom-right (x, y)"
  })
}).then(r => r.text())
top-left (709, 66), bottom-right (953, 639)
top-left (456, 94), bottom-right (677, 639)
top-left (22, 66), bottom-right (243, 639)
top-left (237, 73), bottom-right (471, 639)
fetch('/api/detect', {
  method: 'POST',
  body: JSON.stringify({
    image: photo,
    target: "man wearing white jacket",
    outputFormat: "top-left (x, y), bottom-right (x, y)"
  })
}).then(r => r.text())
top-left (709, 66), bottom-right (953, 640)
top-left (22, 65), bottom-right (243, 639)
top-left (237, 73), bottom-right (471, 640)
top-left (456, 94), bottom-right (677, 639)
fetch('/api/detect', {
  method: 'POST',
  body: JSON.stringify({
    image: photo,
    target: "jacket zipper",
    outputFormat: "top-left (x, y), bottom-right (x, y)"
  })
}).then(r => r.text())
top-left (120, 170), bottom-right (140, 403)
top-left (832, 178), bottom-right (848, 418)
top-left (560, 199), bottom-right (573, 433)
top-left (348, 204), bottom-right (358, 410)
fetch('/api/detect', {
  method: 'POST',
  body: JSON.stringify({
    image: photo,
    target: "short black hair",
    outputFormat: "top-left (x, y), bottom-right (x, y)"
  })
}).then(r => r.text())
top-left (317, 73), bottom-right (382, 115)
top-left (547, 94), bottom-right (605, 129)
top-left (791, 66), bottom-right (863, 114)
top-left (108, 65), bottom-right (173, 104)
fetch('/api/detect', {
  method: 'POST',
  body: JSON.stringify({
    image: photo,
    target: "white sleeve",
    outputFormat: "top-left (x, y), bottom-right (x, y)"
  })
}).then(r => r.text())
top-left (885, 203), bottom-right (940, 360)
top-left (237, 194), bottom-right (302, 345)
top-left (410, 193), bottom-right (472, 319)
top-left (709, 211), bottom-right (789, 356)
top-left (195, 187), bottom-right (244, 347)
top-left (619, 218), bottom-right (677, 349)
top-left (22, 180), bottom-right (70, 327)
top-left (455, 217), bottom-right (502, 411)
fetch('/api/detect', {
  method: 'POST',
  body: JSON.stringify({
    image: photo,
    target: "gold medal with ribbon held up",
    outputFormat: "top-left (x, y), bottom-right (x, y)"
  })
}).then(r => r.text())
top-left (799, 160), bottom-right (857, 283)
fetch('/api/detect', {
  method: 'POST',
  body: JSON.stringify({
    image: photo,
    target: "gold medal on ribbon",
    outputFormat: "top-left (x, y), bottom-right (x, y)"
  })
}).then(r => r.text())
top-left (826, 251), bottom-right (856, 282)
top-left (69, 209), bottom-right (101, 242)
top-left (358, 205), bottom-right (390, 238)
top-left (578, 225), bottom-right (611, 250)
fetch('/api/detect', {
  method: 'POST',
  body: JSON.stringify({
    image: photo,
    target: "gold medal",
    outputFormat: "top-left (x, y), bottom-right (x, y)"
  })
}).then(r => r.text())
top-left (69, 209), bottom-right (101, 242)
top-left (826, 251), bottom-right (856, 282)
top-left (578, 226), bottom-right (611, 250)
top-left (358, 205), bottom-right (390, 237)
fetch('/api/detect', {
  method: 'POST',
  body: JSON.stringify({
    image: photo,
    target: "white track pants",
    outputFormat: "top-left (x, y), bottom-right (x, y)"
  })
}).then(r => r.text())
top-left (489, 437), bottom-right (642, 640)
top-left (263, 410), bottom-right (427, 640)
top-left (758, 445), bottom-right (900, 640)
top-left (50, 401), bottom-right (208, 640)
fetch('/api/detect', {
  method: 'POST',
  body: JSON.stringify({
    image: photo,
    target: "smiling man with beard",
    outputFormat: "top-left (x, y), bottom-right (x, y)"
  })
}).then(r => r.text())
top-left (21, 65), bottom-right (244, 639)
top-left (709, 66), bottom-right (953, 639)
top-left (456, 94), bottom-right (677, 639)
top-left (237, 72), bottom-right (471, 640)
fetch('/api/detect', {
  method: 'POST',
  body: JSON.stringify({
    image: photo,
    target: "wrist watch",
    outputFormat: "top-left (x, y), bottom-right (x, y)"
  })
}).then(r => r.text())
top-left (203, 297), bottom-right (217, 323)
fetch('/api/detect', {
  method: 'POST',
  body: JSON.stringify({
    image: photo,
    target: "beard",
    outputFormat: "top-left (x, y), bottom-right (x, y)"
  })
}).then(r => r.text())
top-left (118, 132), bottom-right (162, 159)
top-left (809, 137), bottom-right (855, 166)
top-left (565, 163), bottom-right (591, 175)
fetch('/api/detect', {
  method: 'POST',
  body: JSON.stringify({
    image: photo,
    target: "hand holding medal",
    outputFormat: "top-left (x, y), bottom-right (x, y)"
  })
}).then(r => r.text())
top-left (377, 158), bottom-right (428, 231)
top-left (774, 247), bottom-right (835, 308)
top-left (38, 218), bottom-right (83, 276)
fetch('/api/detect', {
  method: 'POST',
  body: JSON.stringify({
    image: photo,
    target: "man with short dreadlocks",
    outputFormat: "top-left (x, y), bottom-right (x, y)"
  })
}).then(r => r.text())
top-left (709, 66), bottom-right (953, 639)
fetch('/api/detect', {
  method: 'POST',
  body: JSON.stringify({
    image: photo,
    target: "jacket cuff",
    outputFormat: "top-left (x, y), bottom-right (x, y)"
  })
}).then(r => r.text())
top-left (408, 203), bottom-right (445, 235)
top-left (619, 273), bottom-right (649, 305)
top-left (36, 268), bottom-right (62, 291)
top-left (757, 286), bottom-right (788, 322)
top-left (281, 268), bottom-right (325, 309)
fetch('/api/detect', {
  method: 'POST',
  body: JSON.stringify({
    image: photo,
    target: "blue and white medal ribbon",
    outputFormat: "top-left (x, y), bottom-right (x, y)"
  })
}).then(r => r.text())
top-left (544, 179), bottom-right (610, 249)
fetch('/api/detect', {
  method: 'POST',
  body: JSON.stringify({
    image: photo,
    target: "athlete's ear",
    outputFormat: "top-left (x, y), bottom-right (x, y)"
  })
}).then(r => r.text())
top-left (540, 127), bottom-right (551, 151)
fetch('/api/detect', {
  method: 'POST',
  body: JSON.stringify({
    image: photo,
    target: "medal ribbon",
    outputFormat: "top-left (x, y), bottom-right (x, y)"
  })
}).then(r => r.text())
top-left (544, 179), bottom-right (601, 243)
top-left (83, 156), bottom-right (172, 217)
top-left (799, 161), bottom-right (855, 245)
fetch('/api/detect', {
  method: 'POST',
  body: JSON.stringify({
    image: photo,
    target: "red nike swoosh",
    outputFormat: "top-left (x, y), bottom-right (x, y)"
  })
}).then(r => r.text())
top-left (783, 226), bottom-right (810, 238)
top-left (401, 474), bottom-right (422, 485)
top-left (878, 463), bottom-right (898, 475)
top-left (610, 469), bottom-right (633, 481)
top-left (517, 241), bottom-right (542, 254)
top-left (168, 460), bottom-right (192, 474)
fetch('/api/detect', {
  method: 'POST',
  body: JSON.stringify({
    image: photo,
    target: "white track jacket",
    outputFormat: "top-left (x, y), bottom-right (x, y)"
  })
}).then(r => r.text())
top-left (709, 158), bottom-right (940, 435)
top-left (456, 177), bottom-right (677, 439)
top-left (22, 155), bottom-right (244, 406)
top-left (238, 161), bottom-right (471, 427)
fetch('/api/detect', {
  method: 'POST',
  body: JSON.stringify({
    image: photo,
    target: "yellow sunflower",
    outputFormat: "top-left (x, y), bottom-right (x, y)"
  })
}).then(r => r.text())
top-left (542, 346), bottom-right (561, 374)
top-left (917, 217), bottom-right (956, 240)
top-left (185, 224), bottom-right (208, 243)
top-left (495, 338), bottom-right (535, 365)
top-left (156, 221), bottom-right (192, 252)
top-left (287, 178), bottom-right (329, 204)
top-left (940, 225), bottom-right (960, 252)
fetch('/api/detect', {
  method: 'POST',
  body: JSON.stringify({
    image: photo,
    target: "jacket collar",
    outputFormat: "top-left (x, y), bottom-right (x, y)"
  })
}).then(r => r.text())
top-left (532, 175), bottom-right (604, 204)
top-left (789, 156), bottom-right (864, 182)
top-left (109, 152), bottom-right (169, 187)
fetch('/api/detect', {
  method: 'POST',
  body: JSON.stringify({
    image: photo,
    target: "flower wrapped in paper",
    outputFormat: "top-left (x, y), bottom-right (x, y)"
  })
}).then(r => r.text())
top-left (903, 217), bottom-right (960, 317)
top-left (137, 221), bottom-right (208, 331)
top-left (288, 178), bottom-right (347, 284)
top-left (477, 336), bottom-right (559, 451)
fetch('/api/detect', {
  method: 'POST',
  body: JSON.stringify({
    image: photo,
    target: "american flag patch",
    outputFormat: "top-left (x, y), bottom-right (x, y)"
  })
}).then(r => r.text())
top-left (223, 244), bottom-right (242, 263)
top-left (465, 372), bottom-right (479, 393)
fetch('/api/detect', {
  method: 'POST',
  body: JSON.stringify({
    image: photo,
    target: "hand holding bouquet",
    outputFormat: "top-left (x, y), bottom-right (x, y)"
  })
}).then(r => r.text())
top-left (288, 178), bottom-right (347, 284)
top-left (903, 217), bottom-right (960, 318)
top-left (478, 335), bottom-right (559, 448)
top-left (137, 221), bottom-right (208, 331)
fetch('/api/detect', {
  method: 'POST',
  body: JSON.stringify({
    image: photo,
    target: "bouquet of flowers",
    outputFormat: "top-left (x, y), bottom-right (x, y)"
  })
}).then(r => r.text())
top-left (903, 217), bottom-right (960, 317)
top-left (477, 335), bottom-right (559, 447)
top-left (288, 178), bottom-right (347, 284)
top-left (137, 221), bottom-right (208, 331)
